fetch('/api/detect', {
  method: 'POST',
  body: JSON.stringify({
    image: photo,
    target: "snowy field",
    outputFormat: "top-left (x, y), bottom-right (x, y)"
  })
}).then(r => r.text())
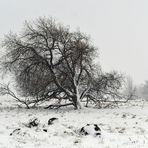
top-left (0, 97), bottom-right (148, 148)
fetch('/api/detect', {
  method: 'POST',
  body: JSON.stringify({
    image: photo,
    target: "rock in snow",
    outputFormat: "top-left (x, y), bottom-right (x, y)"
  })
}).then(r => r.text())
top-left (48, 117), bottom-right (58, 125)
top-left (10, 128), bottom-right (21, 136)
top-left (28, 117), bottom-right (40, 128)
top-left (80, 124), bottom-right (101, 136)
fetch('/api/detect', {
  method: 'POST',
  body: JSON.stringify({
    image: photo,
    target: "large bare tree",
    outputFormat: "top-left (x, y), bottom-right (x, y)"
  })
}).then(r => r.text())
top-left (0, 17), bottom-right (124, 109)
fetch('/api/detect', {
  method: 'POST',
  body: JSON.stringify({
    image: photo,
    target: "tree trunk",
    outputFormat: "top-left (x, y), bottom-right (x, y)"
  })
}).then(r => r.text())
top-left (76, 84), bottom-right (83, 109)
top-left (72, 86), bottom-right (83, 109)
top-left (71, 96), bottom-right (77, 109)
top-left (72, 76), bottom-right (83, 109)
top-left (77, 96), bottom-right (83, 109)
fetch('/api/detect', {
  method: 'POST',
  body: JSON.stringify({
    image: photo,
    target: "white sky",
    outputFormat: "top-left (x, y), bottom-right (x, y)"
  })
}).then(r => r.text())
top-left (0, 0), bottom-right (148, 85)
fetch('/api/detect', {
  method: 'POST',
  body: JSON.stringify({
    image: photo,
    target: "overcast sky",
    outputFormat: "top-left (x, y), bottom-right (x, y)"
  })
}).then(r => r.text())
top-left (0, 0), bottom-right (148, 85)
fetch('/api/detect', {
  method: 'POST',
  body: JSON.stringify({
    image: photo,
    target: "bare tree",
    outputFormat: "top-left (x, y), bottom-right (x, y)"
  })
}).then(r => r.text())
top-left (138, 80), bottom-right (148, 100)
top-left (123, 76), bottom-right (137, 100)
top-left (84, 71), bottom-right (126, 108)
top-left (0, 17), bottom-right (124, 109)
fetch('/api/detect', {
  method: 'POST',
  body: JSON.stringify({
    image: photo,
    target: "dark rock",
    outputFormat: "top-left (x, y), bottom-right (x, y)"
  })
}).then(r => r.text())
top-left (48, 117), bottom-right (58, 125)
top-left (10, 128), bottom-right (21, 136)
top-left (43, 129), bottom-right (47, 132)
top-left (80, 124), bottom-right (101, 136)
top-left (94, 124), bottom-right (101, 131)
top-left (28, 118), bottom-right (40, 128)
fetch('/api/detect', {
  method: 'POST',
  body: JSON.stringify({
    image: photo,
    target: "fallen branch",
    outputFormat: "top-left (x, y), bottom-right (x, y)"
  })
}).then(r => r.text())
top-left (0, 83), bottom-right (31, 108)
top-left (44, 103), bottom-right (74, 109)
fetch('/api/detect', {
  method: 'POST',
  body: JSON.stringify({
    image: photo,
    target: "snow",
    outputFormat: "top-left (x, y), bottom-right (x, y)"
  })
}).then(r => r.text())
top-left (80, 124), bottom-right (101, 136)
top-left (0, 98), bottom-right (148, 148)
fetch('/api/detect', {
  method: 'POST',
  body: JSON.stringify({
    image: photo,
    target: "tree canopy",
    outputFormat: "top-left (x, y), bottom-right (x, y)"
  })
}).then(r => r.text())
top-left (0, 17), bottom-right (124, 109)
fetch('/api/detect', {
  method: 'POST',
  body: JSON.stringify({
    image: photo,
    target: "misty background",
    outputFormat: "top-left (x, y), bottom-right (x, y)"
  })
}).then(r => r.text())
top-left (0, 0), bottom-right (148, 86)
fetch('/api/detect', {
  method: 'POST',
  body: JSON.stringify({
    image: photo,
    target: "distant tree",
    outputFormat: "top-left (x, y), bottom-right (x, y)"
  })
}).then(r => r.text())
top-left (138, 80), bottom-right (148, 100)
top-left (123, 76), bottom-right (137, 100)
top-left (0, 17), bottom-right (124, 109)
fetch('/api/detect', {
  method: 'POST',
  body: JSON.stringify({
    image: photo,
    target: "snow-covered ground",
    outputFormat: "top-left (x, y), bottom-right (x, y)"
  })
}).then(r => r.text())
top-left (0, 97), bottom-right (148, 148)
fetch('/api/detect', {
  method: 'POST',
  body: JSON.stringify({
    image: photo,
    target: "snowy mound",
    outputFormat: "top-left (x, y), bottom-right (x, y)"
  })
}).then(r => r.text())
top-left (80, 124), bottom-right (101, 136)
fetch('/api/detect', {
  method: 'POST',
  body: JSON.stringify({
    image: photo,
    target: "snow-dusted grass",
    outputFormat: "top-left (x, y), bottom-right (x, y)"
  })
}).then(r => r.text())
top-left (0, 97), bottom-right (148, 148)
